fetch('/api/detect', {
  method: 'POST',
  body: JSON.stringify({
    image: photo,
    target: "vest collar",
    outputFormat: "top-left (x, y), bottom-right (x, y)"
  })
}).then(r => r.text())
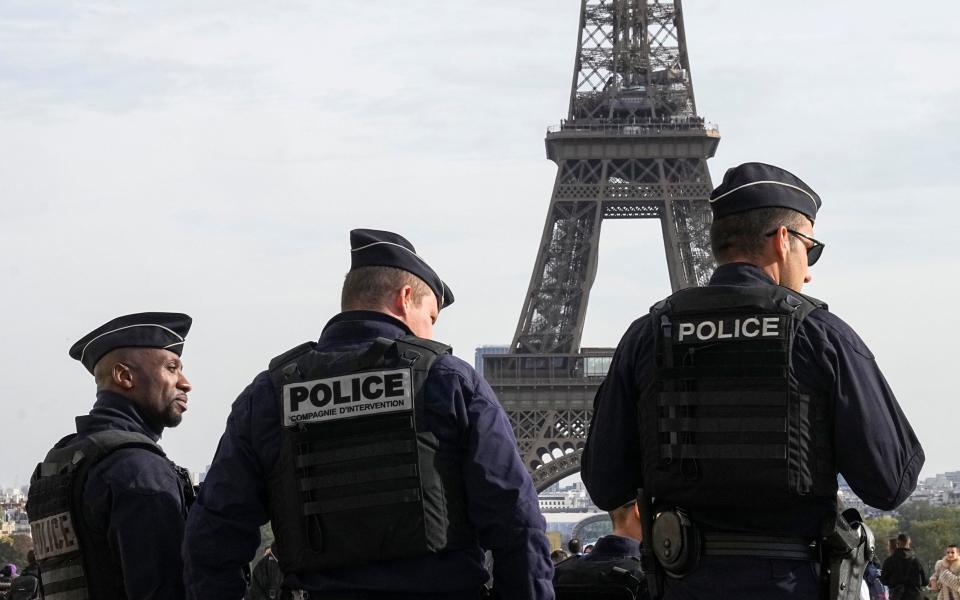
top-left (75, 390), bottom-right (163, 442)
top-left (587, 534), bottom-right (642, 559)
top-left (709, 262), bottom-right (777, 287)
top-left (320, 310), bottom-right (414, 346)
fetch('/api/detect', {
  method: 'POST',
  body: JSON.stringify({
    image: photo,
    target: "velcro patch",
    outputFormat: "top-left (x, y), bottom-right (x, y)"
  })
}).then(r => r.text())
top-left (674, 315), bottom-right (787, 343)
top-left (283, 368), bottom-right (413, 426)
top-left (31, 511), bottom-right (79, 560)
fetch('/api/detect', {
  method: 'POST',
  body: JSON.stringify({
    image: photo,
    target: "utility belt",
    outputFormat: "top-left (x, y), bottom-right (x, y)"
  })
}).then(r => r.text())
top-left (649, 509), bottom-right (819, 579)
top-left (641, 504), bottom-right (871, 600)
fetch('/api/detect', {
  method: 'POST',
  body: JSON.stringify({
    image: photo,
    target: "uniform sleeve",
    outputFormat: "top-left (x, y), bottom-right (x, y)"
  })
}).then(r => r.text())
top-left (93, 451), bottom-right (188, 600)
top-left (183, 374), bottom-right (276, 600)
top-left (800, 312), bottom-right (924, 510)
top-left (431, 363), bottom-right (554, 600)
top-left (581, 316), bottom-right (650, 511)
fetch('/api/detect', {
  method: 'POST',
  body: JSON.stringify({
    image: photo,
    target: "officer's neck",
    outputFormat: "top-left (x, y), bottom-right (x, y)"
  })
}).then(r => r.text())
top-left (719, 257), bottom-right (782, 286)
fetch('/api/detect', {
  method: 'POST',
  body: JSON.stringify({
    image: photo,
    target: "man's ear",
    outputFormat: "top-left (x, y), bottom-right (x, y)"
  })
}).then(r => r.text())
top-left (113, 362), bottom-right (135, 390)
top-left (771, 226), bottom-right (791, 261)
top-left (394, 285), bottom-right (414, 317)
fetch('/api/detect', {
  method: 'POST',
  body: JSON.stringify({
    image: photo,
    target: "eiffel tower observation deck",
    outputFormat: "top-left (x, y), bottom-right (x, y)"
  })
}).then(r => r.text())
top-left (483, 0), bottom-right (720, 491)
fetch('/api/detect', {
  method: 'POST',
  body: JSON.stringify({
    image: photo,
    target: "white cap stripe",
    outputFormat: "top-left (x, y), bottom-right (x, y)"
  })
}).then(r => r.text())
top-left (80, 323), bottom-right (184, 363)
top-left (709, 180), bottom-right (818, 213)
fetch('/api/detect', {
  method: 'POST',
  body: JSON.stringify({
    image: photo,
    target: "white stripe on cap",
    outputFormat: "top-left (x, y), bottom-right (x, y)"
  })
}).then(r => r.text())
top-left (709, 180), bottom-right (819, 214)
top-left (351, 240), bottom-right (426, 260)
top-left (80, 323), bottom-right (185, 363)
top-left (352, 240), bottom-right (446, 305)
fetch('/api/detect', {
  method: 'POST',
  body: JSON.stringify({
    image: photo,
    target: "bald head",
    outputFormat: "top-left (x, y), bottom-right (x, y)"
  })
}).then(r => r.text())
top-left (94, 347), bottom-right (154, 393)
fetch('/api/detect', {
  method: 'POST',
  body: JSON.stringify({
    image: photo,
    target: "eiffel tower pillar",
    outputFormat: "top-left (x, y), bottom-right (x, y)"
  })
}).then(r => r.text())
top-left (484, 0), bottom-right (720, 491)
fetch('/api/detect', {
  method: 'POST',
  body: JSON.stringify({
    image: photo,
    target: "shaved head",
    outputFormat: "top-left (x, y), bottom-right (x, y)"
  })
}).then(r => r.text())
top-left (94, 347), bottom-right (153, 392)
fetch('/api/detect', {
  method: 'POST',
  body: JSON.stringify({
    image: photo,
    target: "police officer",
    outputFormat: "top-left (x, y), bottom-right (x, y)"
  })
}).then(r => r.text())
top-left (27, 312), bottom-right (196, 600)
top-left (183, 229), bottom-right (554, 599)
top-left (553, 501), bottom-right (648, 600)
top-left (581, 163), bottom-right (925, 600)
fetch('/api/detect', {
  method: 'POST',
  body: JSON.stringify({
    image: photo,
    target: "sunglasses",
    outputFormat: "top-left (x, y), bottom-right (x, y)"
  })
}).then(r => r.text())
top-left (765, 228), bottom-right (825, 266)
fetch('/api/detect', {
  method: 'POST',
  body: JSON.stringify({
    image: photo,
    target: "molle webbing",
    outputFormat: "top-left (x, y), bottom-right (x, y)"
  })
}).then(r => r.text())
top-left (643, 285), bottom-right (830, 509)
top-left (294, 412), bottom-right (423, 517)
top-left (268, 335), bottom-right (473, 573)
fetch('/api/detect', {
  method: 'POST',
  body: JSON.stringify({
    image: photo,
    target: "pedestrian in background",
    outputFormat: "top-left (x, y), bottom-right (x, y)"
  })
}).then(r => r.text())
top-left (881, 534), bottom-right (927, 600)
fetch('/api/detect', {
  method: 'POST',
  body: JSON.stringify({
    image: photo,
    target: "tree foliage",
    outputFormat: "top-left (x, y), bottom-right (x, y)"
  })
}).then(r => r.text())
top-left (868, 504), bottom-right (960, 576)
top-left (866, 515), bottom-right (899, 551)
top-left (0, 534), bottom-right (32, 568)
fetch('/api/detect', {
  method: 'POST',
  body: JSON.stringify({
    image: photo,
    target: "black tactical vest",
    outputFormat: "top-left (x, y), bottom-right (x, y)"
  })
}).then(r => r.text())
top-left (553, 554), bottom-right (647, 600)
top-left (26, 430), bottom-right (195, 600)
top-left (640, 285), bottom-right (835, 512)
top-left (267, 335), bottom-right (474, 574)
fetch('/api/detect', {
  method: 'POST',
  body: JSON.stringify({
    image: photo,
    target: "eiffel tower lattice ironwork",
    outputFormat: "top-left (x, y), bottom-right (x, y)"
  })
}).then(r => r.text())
top-left (483, 0), bottom-right (720, 491)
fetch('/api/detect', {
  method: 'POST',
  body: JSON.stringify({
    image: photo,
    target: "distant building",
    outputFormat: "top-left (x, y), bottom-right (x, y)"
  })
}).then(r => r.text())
top-left (539, 493), bottom-right (567, 511)
top-left (1, 506), bottom-right (30, 536)
top-left (196, 464), bottom-right (212, 485)
top-left (0, 487), bottom-right (25, 504)
top-left (537, 479), bottom-right (598, 513)
top-left (474, 345), bottom-right (510, 378)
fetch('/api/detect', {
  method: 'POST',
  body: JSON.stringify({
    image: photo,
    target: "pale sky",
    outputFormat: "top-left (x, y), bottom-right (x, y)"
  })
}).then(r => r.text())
top-left (1, 1), bottom-right (958, 488)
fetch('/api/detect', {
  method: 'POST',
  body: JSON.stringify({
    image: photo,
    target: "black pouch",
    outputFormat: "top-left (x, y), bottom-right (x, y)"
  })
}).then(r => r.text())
top-left (651, 509), bottom-right (701, 578)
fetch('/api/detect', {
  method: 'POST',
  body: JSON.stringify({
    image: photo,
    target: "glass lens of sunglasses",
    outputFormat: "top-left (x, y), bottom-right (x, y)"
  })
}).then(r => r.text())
top-left (807, 244), bottom-right (824, 266)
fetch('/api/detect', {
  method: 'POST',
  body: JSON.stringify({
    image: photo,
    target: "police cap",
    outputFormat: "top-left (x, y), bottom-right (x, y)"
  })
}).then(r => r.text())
top-left (69, 312), bottom-right (192, 374)
top-left (710, 162), bottom-right (821, 221)
top-left (350, 229), bottom-right (454, 309)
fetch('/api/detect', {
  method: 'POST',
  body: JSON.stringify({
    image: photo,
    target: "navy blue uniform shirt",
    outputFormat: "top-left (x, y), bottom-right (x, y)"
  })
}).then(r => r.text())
top-left (582, 535), bottom-right (641, 561)
top-left (183, 311), bottom-right (554, 599)
top-left (69, 391), bottom-right (189, 600)
top-left (553, 535), bottom-right (645, 599)
top-left (582, 263), bottom-right (924, 538)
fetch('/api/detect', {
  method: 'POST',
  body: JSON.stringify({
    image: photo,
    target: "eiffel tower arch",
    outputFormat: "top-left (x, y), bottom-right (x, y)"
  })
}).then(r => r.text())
top-left (483, 0), bottom-right (720, 491)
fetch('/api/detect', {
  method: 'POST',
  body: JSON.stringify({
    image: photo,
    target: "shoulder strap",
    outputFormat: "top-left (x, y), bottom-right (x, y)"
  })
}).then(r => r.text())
top-left (83, 429), bottom-right (163, 457)
top-left (774, 286), bottom-right (825, 324)
top-left (268, 341), bottom-right (318, 390)
top-left (653, 285), bottom-right (825, 325)
top-left (394, 335), bottom-right (452, 360)
top-left (269, 341), bottom-right (317, 372)
top-left (36, 430), bottom-right (163, 479)
top-left (268, 336), bottom-right (452, 391)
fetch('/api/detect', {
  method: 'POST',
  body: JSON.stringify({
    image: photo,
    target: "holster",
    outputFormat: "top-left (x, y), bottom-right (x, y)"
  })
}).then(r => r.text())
top-left (651, 509), bottom-right (701, 579)
top-left (821, 507), bottom-right (874, 600)
top-left (638, 489), bottom-right (665, 600)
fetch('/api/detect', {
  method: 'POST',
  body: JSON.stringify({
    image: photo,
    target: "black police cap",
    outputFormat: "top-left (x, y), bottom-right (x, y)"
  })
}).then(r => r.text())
top-left (69, 312), bottom-right (192, 374)
top-left (710, 162), bottom-right (821, 221)
top-left (350, 229), bottom-right (454, 309)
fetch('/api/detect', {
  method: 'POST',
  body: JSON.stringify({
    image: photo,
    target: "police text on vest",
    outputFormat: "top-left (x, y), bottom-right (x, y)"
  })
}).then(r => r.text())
top-left (31, 511), bottom-right (79, 560)
top-left (283, 368), bottom-right (413, 426)
top-left (675, 315), bottom-right (785, 343)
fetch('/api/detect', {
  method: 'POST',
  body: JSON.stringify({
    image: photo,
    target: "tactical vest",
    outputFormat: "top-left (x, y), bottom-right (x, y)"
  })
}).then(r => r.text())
top-left (553, 554), bottom-right (647, 600)
top-left (267, 335), bottom-right (474, 573)
top-left (640, 285), bottom-right (835, 512)
top-left (26, 430), bottom-right (195, 600)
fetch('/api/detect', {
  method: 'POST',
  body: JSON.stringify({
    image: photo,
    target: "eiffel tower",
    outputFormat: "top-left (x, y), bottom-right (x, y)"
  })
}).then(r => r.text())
top-left (482, 0), bottom-right (720, 491)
